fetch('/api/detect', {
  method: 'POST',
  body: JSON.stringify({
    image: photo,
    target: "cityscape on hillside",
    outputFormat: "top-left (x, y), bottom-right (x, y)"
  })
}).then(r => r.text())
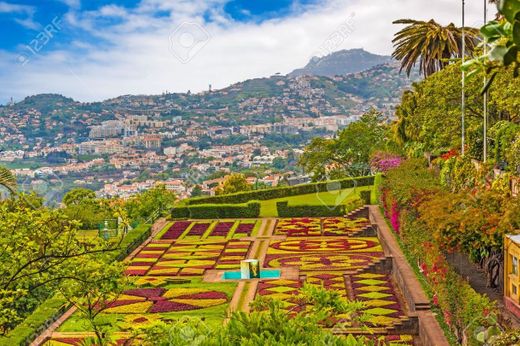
top-left (0, 53), bottom-right (419, 202)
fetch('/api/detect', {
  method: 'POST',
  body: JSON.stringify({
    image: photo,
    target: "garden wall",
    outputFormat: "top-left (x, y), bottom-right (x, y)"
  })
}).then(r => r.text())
top-left (368, 206), bottom-right (449, 346)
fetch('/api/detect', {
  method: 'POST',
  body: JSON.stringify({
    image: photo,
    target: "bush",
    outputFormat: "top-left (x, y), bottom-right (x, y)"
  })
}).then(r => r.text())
top-left (185, 176), bottom-right (375, 205)
top-left (359, 190), bottom-right (371, 205)
top-left (276, 201), bottom-right (345, 217)
top-left (172, 202), bottom-right (260, 219)
top-left (0, 295), bottom-right (69, 346)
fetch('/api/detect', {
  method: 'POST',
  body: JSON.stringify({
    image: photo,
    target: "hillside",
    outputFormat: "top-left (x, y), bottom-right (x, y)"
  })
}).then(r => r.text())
top-left (289, 49), bottom-right (393, 77)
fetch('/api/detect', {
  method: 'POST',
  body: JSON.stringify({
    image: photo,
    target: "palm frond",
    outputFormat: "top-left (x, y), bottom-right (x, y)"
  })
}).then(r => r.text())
top-left (0, 166), bottom-right (17, 195)
top-left (392, 19), bottom-right (480, 77)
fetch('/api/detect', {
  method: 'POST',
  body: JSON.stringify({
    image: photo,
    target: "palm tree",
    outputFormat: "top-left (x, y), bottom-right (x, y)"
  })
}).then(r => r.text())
top-left (0, 166), bottom-right (17, 195)
top-left (392, 19), bottom-right (480, 77)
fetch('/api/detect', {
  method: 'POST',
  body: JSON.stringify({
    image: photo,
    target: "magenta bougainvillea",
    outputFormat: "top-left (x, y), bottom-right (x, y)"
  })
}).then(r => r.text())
top-left (370, 152), bottom-right (403, 173)
top-left (390, 202), bottom-right (400, 234)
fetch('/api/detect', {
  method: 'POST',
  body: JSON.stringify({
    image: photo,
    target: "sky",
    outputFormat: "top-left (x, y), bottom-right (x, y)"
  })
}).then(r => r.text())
top-left (0, 0), bottom-right (492, 104)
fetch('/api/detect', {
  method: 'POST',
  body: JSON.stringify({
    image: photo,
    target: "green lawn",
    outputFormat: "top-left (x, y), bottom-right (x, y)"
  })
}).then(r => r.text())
top-left (259, 185), bottom-right (372, 217)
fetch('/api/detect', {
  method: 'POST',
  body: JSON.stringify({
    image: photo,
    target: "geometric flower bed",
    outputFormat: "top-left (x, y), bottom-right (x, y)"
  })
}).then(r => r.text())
top-left (274, 217), bottom-right (370, 237)
top-left (264, 253), bottom-right (384, 272)
top-left (274, 218), bottom-right (321, 237)
top-left (126, 239), bottom-right (252, 276)
top-left (322, 217), bottom-right (370, 236)
top-left (268, 238), bottom-right (383, 253)
top-left (264, 237), bottom-right (384, 273)
top-left (158, 220), bottom-right (258, 241)
top-left (104, 287), bottom-right (229, 314)
top-left (350, 273), bottom-right (407, 327)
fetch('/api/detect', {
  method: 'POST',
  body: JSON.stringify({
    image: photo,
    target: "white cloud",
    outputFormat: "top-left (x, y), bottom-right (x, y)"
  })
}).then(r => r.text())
top-left (0, 0), bottom-right (493, 103)
top-left (0, 1), bottom-right (40, 30)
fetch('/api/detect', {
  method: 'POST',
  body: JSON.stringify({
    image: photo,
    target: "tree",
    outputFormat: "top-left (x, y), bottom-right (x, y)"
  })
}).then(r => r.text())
top-left (124, 185), bottom-right (176, 223)
top-left (0, 167), bottom-right (16, 196)
top-left (463, 0), bottom-right (520, 91)
top-left (215, 173), bottom-right (251, 195)
top-left (0, 196), bottom-right (119, 334)
top-left (392, 19), bottom-right (479, 77)
top-left (59, 255), bottom-right (128, 344)
top-left (62, 188), bottom-right (96, 207)
top-left (191, 184), bottom-right (203, 197)
top-left (299, 110), bottom-right (389, 180)
top-left (393, 62), bottom-right (520, 159)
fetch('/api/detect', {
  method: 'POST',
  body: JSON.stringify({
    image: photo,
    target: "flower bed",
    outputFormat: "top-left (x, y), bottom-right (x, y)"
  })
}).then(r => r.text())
top-left (274, 218), bottom-right (321, 237)
top-left (234, 222), bottom-right (255, 236)
top-left (160, 221), bottom-right (192, 240)
top-left (187, 222), bottom-right (210, 237)
top-left (322, 217), bottom-right (370, 236)
top-left (105, 287), bottom-right (228, 314)
top-left (210, 221), bottom-right (235, 237)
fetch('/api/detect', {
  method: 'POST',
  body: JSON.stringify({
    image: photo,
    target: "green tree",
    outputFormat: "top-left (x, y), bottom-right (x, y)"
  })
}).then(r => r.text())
top-left (124, 185), bottom-right (176, 223)
top-left (392, 19), bottom-right (479, 77)
top-left (191, 184), bottom-right (203, 197)
top-left (62, 188), bottom-right (96, 207)
top-left (59, 256), bottom-right (128, 344)
top-left (299, 109), bottom-right (389, 180)
top-left (0, 196), bottom-right (118, 333)
top-left (215, 173), bottom-right (252, 195)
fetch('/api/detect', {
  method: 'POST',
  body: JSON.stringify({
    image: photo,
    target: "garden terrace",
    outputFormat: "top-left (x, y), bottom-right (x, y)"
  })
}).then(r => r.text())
top-left (43, 206), bottom-right (446, 345)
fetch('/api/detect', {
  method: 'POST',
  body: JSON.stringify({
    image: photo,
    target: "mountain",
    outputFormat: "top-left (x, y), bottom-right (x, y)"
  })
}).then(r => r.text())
top-left (289, 49), bottom-right (393, 78)
top-left (0, 51), bottom-right (420, 150)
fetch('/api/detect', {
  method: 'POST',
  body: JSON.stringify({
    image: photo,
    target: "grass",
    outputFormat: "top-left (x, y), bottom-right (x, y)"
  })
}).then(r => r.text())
top-left (258, 186), bottom-right (372, 217)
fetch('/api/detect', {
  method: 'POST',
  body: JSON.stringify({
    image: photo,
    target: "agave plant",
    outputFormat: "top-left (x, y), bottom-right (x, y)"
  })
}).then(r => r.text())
top-left (0, 166), bottom-right (17, 195)
top-left (392, 19), bottom-right (480, 77)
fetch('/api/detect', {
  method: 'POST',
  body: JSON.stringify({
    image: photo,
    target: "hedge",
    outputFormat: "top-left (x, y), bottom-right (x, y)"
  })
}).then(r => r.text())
top-left (276, 201), bottom-right (345, 217)
top-left (185, 176), bottom-right (375, 205)
top-left (371, 173), bottom-right (383, 205)
top-left (359, 190), bottom-right (372, 205)
top-left (172, 202), bottom-right (260, 219)
top-left (1, 223), bottom-right (152, 346)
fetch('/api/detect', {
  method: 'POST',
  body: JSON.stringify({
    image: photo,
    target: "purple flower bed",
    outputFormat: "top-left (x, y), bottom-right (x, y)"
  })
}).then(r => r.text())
top-left (211, 222), bottom-right (234, 236)
top-left (234, 223), bottom-right (254, 236)
top-left (124, 287), bottom-right (166, 298)
top-left (149, 300), bottom-right (200, 313)
top-left (188, 223), bottom-right (210, 236)
top-left (161, 221), bottom-right (191, 240)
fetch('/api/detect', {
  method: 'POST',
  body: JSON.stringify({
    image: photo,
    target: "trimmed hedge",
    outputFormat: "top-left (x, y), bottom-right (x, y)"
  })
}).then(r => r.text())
top-left (371, 173), bottom-right (383, 205)
top-left (1, 223), bottom-right (152, 346)
top-left (172, 202), bottom-right (260, 219)
top-left (276, 201), bottom-right (345, 217)
top-left (185, 176), bottom-right (375, 205)
top-left (359, 190), bottom-right (372, 205)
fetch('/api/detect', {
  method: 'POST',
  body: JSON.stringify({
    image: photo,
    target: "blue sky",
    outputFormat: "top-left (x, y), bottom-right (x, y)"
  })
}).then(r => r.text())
top-left (0, 0), bottom-right (489, 104)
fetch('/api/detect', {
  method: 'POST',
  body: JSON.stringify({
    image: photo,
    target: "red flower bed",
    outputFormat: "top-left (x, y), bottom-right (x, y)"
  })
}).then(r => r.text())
top-left (234, 223), bottom-right (254, 235)
top-left (124, 287), bottom-right (166, 298)
top-left (211, 222), bottom-right (234, 236)
top-left (149, 300), bottom-right (200, 313)
top-left (188, 223), bottom-right (210, 236)
top-left (177, 291), bottom-right (227, 300)
top-left (161, 221), bottom-right (192, 239)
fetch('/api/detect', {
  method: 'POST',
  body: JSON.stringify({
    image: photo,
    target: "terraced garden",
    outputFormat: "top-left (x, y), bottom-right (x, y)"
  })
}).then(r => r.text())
top-left (46, 212), bottom-right (421, 345)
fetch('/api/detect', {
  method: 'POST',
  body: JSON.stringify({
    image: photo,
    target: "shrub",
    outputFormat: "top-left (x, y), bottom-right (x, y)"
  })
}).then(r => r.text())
top-left (172, 202), bottom-right (260, 219)
top-left (185, 176), bottom-right (375, 205)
